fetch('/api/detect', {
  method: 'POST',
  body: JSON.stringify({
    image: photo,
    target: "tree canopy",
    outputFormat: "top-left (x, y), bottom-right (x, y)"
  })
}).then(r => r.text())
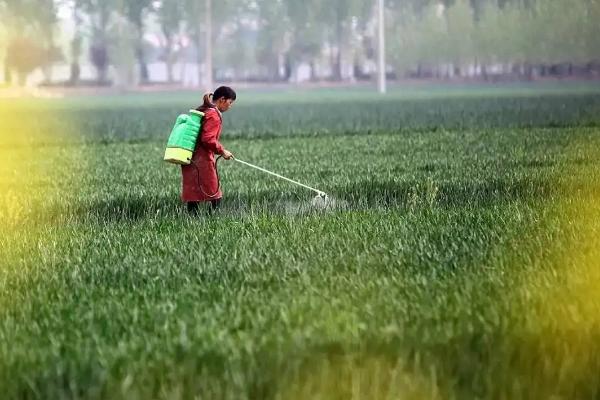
top-left (1, 0), bottom-right (599, 85)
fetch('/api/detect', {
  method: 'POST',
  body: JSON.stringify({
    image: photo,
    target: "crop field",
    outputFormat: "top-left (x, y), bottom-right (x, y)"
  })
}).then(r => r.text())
top-left (1, 82), bottom-right (600, 399)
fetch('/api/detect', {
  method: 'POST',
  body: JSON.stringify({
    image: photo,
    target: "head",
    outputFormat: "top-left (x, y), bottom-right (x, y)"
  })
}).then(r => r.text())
top-left (201, 86), bottom-right (236, 113)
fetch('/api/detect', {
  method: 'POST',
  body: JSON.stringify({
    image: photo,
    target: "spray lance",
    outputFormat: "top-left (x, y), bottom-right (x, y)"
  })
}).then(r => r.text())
top-left (231, 157), bottom-right (330, 208)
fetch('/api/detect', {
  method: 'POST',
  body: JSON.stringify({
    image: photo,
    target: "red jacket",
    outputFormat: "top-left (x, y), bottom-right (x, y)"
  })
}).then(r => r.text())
top-left (181, 107), bottom-right (224, 202)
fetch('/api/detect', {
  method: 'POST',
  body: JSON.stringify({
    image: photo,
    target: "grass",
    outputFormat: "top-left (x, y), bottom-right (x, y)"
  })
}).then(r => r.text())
top-left (1, 81), bottom-right (600, 399)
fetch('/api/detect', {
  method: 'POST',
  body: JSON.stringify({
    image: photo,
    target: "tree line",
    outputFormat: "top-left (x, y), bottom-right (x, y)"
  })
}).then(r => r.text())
top-left (1, 0), bottom-right (599, 87)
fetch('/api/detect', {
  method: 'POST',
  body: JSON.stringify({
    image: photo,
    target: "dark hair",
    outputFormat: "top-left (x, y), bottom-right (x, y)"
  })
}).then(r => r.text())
top-left (198, 86), bottom-right (236, 111)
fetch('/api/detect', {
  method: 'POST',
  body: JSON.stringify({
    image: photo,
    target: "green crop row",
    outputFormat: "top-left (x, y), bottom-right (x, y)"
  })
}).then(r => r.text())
top-left (1, 86), bottom-right (600, 399)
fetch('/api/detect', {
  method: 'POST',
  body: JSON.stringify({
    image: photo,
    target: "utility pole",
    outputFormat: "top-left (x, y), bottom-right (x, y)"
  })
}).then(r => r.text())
top-left (377, 0), bottom-right (386, 94)
top-left (204, 0), bottom-right (213, 91)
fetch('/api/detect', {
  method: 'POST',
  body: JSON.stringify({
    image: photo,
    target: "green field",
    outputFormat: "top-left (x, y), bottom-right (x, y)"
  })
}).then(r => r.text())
top-left (1, 82), bottom-right (600, 399)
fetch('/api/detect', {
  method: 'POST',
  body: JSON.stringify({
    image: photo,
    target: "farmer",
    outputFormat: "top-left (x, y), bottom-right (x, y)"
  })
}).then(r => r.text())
top-left (182, 86), bottom-right (236, 214)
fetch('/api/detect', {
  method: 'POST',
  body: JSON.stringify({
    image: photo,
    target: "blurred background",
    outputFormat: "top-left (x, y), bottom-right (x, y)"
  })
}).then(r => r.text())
top-left (0, 0), bottom-right (599, 91)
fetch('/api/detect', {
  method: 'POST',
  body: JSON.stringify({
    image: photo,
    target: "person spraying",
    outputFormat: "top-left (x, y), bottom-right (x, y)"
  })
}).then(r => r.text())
top-left (165, 86), bottom-right (330, 213)
top-left (181, 86), bottom-right (236, 214)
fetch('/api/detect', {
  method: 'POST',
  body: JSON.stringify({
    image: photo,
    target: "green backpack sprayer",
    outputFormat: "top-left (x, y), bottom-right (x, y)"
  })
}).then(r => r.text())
top-left (163, 110), bottom-right (204, 165)
top-left (164, 110), bottom-right (330, 208)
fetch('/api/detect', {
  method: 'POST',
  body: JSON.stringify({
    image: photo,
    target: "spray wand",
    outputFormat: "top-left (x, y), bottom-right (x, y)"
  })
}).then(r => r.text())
top-left (232, 157), bottom-right (329, 203)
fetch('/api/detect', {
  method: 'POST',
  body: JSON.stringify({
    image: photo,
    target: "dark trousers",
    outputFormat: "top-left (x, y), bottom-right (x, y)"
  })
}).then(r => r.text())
top-left (187, 199), bottom-right (221, 214)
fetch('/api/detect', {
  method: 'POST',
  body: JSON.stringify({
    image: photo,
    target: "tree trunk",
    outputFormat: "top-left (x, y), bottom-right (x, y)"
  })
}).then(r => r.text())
top-left (99, 66), bottom-right (108, 84)
top-left (70, 6), bottom-right (82, 85)
top-left (70, 62), bottom-right (80, 85)
top-left (332, 16), bottom-right (343, 81)
top-left (333, 49), bottom-right (342, 80)
top-left (166, 42), bottom-right (174, 83)
top-left (90, 43), bottom-right (109, 84)
top-left (454, 64), bottom-right (461, 78)
top-left (166, 62), bottom-right (173, 83)
top-left (137, 47), bottom-right (149, 84)
top-left (195, 30), bottom-right (203, 88)
top-left (270, 60), bottom-right (277, 82)
top-left (585, 62), bottom-right (593, 77)
top-left (69, 35), bottom-right (81, 84)
top-left (204, 0), bottom-right (213, 90)
top-left (282, 53), bottom-right (291, 82)
top-left (97, 7), bottom-right (110, 84)
top-left (523, 63), bottom-right (533, 81)
top-left (136, 25), bottom-right (149, 84)
top-left (310, 60), bottom-right (317, 81)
